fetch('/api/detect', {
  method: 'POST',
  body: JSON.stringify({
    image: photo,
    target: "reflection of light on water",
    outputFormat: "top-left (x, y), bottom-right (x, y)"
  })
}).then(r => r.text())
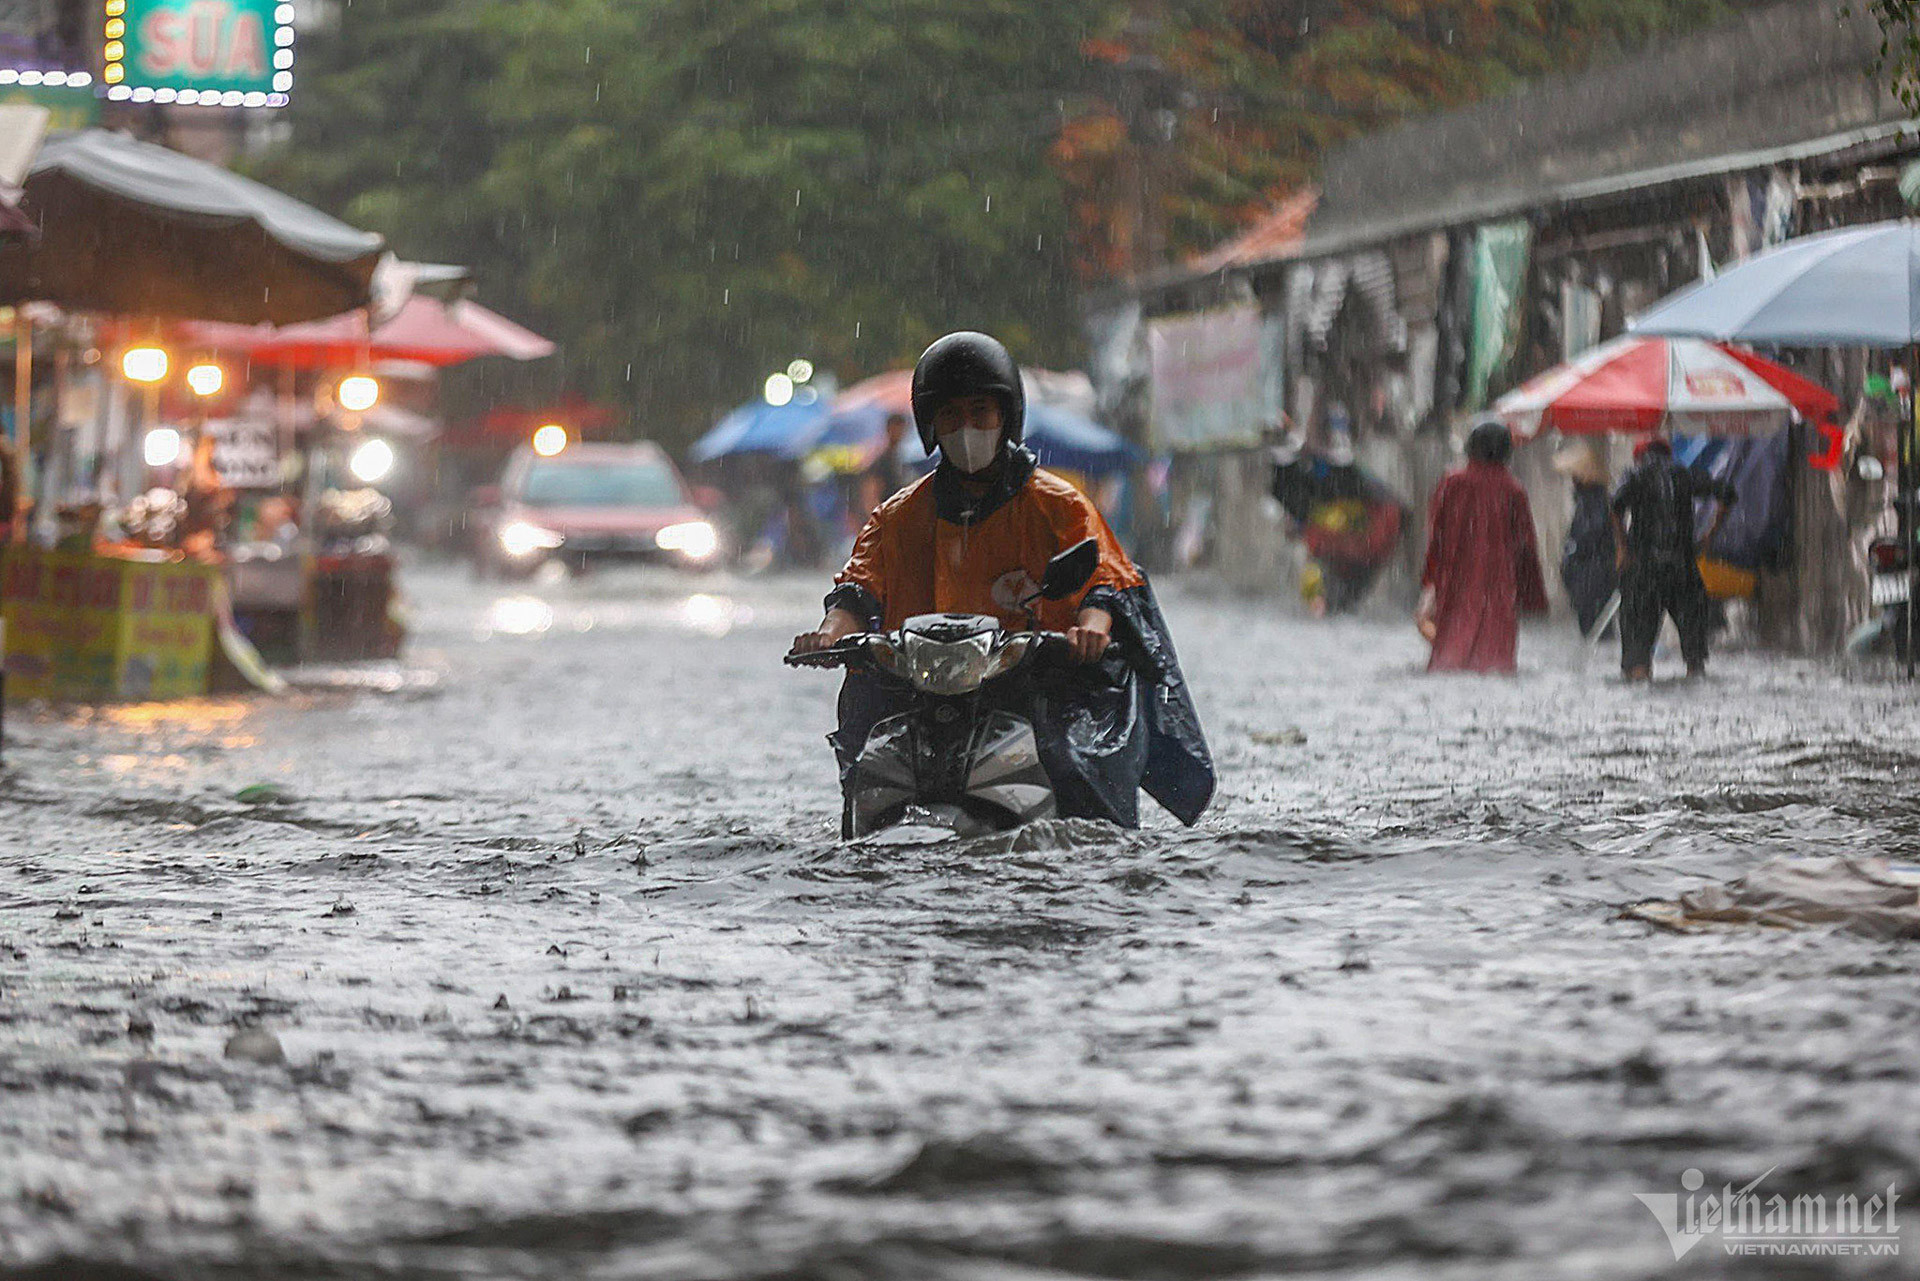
top-left (683, 594), bottom-right (727, 634)
top-left (485, 595), bottom-right (554, 637)
top-left (682, 593), bottom-right (749, 637)
top-left (103, 699), bottom-right (252, 730)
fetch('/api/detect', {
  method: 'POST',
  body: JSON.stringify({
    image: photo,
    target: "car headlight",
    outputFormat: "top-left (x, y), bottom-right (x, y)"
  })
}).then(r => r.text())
top-left (499, 520), bottom-right (564, 558)
top-left (656, 520), bottom-right (718, 559)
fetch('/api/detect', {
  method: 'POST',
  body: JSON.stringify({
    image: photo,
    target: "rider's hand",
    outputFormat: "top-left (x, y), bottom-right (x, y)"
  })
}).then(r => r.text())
top-left (790, 607), bottom-right (863, 656)
top-left (1065, 606), bottom-right (1112, 663)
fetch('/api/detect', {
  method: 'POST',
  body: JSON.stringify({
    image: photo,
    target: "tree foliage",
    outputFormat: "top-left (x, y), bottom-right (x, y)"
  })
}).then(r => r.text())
top-left (259, 0), bottom-right (1761, 446)
top-left (1853, 0), bottom-right (1920, 111)
top-left (1054, 0), bottom-right (1766, 278)
top-left (262, 0), bottom-right (1103, 446)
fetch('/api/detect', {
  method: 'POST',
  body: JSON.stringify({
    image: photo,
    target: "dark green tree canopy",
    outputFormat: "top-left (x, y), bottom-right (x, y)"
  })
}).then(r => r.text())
top-left (260, 0), bottom-right (1769, 449)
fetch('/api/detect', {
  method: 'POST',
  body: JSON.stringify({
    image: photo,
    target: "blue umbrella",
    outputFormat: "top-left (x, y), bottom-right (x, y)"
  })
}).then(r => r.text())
top-left (688, 394), bottom-right (830, 463)
top-left (1024, 403), bottom-right (1140, 475)
top-left (1631, 220), bottom-right (1920, 347)
top-left (785, 401), bottom-right (886, 459)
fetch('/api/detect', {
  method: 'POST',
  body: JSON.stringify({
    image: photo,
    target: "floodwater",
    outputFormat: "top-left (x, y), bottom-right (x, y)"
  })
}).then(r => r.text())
top-left (2, 562), bottom-right (1917, 1279)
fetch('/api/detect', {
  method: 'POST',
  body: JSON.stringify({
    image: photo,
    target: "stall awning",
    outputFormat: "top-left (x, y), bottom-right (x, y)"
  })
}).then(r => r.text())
top-left (0, 129), bottom-right (386, 324)
top-left (181, 294), bottom-right (555, 368)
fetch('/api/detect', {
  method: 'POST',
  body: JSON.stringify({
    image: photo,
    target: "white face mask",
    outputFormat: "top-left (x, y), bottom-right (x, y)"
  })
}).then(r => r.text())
top-left (940, 425), bottom-right (1001, 474)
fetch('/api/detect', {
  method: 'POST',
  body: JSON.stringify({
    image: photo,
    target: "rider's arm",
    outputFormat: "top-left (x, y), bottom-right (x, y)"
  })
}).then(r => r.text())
top-left (1696, 471), bottom-right (1737, 554)
top-left (793, 503), bottom-right (889, 655)
top-left (1067, 606), bottom-right (1111, 663)
top-left (791, 607), bottom-right (864, 655)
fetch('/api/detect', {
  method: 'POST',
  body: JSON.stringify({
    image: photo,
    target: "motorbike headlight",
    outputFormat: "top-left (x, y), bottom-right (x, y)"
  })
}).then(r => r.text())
top-left (499, 520), bottom-right (564, 558)
top-left (902, 632), bottom-right (995, 695)
top-left (656, 520), bottom-right (718, 560)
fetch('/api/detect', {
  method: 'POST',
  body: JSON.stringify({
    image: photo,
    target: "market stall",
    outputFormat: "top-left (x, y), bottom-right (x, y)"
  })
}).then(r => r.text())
top-left (0, 544), bottom-right (218, 700)
top-left (0, 129), bottom-right (387, 699)
top-left (180, 289), bottom-right (555, 660)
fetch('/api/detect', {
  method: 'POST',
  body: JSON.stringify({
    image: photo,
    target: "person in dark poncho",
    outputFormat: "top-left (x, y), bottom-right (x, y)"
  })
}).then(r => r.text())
top-left (1609, 436), bottom-right (1736, 681)
top-left (1553, 439), bottom-right (1617, 637)
top-left (1417, 419), bottom-right (1549, 673)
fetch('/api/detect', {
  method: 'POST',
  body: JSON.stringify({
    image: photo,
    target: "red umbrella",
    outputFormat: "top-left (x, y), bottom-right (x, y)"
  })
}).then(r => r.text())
top-left (1496, 335), bottom-right (1838, 438)
top-left (832, 368), bottom-right (914, 414)
top-left (180, 295), bottom-right (554, 368)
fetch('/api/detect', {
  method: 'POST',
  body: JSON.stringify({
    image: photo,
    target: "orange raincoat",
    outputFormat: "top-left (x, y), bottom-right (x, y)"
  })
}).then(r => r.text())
top-left (832, 466), bottom-right (1140, 630)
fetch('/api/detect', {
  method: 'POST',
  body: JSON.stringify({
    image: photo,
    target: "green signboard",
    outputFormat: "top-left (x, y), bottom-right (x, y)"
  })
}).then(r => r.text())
top-left (0, 84), bottom-right (100, 130)
top-left (105, 0), bottom-right (294, 105)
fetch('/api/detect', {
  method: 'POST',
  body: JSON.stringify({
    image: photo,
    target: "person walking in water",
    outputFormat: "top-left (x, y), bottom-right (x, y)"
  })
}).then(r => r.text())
top-left (1609, 436), bottom-right (1736, 681)
top-left (1417, 418), bottom-right (1549, 673)
top-left (1553, 439), bottom-right (1617, 637)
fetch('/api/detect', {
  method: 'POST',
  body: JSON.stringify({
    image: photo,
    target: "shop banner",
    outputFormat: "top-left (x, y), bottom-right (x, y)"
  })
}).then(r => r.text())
top-left (1147, 304), bottom-right (1265, 451)
top-left (0, 548), bottom-right (215, 700)
top-left (205, 415), bottom-right (282, 489)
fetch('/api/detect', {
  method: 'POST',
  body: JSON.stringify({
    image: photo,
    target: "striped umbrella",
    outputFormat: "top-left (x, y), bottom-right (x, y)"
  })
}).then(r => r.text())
top-left (1496, 335), bottom-right (1836, 439)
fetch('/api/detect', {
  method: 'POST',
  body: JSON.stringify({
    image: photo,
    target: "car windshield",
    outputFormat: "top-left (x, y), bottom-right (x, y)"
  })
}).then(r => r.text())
top-left (519, 460), bottom-right (683, 508)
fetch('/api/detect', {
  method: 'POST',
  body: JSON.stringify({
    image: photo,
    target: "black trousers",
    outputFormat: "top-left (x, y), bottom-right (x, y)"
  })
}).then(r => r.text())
top-left (1619, 559), bottom-right (1710, 672)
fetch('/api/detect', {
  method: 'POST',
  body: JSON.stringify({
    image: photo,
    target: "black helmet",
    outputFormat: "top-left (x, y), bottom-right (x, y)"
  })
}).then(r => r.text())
top-left (1465, 416), bottom-right (1513, 465)
top-left (910, 331), bottom-right (1025, 455)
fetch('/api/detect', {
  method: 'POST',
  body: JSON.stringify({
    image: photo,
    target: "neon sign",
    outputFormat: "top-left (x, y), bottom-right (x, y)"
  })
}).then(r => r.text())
top-left (103, 0), bottom-right (293, 107)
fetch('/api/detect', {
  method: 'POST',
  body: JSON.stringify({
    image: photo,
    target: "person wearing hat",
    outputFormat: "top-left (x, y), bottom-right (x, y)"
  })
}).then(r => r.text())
top-left (1552, 439), bottom-right (1617, 637)
top-left (1416, 418), bottom-right (1549, 673)
top-left (1609, 436), bottom-right (1736, 680)
top-left (789, 330), bottom-right (1213, 829)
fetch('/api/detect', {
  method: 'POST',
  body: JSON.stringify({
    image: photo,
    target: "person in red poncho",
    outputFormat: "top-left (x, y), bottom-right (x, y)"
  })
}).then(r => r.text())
top-left (1417, 419), bottom-right (1549, 673)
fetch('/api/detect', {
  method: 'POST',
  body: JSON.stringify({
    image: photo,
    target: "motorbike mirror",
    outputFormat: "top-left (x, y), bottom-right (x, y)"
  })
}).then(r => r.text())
top-left (1040, 537), bottom-right (1100, 600)
top-left (1857, 455), bottom-right (1886, 482)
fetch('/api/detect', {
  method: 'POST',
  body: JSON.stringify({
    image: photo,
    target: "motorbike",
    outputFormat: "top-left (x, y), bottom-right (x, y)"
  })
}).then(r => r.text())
top-left (1854, 534), bottom-right (1915, 660)
top-left (784, 538), bottom-right (1100, 840)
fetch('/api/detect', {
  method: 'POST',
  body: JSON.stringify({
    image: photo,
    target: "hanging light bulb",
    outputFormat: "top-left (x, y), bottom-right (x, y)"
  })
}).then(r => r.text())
top-left (337, 374), bottom-right (380, 413)
top-left (122, 346), bottom-right (168, 384)
top-left (185, 362), bottom-right (224, 397)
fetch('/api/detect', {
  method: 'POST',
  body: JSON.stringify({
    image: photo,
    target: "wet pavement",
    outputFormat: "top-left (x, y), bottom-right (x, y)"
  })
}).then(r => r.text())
top-left (2, 561), bottom-right (1917, 1279)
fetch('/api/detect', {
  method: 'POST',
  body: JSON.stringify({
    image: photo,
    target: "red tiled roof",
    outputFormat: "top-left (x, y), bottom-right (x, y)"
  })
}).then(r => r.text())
top-left (1186, 189), bottom-right (1319, 274)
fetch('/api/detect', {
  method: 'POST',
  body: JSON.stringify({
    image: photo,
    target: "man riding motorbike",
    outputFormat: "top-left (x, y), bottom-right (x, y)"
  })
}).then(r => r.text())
top-left (788, 330), bottom-right (1214, 830)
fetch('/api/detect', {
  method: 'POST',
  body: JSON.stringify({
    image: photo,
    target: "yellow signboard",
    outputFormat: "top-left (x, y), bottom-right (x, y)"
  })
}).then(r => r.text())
top-left (0, 548), bottom-right (216, 700)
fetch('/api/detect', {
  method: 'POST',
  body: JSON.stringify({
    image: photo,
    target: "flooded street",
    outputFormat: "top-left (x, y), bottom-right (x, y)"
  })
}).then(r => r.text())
top-left (3, 563), bottom-right (1917, 1279)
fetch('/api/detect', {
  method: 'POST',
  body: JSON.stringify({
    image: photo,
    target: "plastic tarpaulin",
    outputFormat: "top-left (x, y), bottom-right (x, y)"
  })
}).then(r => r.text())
top-left (1673, 428), bottom-right (1793, 572)
top-left (1466, 220), bottom-right (1531, 410)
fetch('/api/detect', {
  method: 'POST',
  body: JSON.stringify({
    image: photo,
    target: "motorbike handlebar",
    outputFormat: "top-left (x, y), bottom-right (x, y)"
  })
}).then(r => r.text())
top-left (782, 630), bottom-right (1079, 670)
top-left (782, 634), bottom-right (877, 669)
